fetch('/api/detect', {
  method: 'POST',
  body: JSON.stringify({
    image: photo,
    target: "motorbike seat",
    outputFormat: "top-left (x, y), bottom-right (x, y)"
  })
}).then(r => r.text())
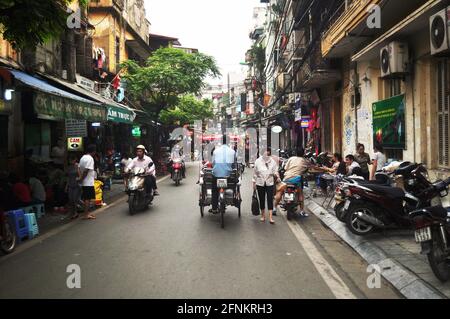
top-left (363, 184), bottom-right (405, 199)
top-left (410, 206), bottom-right (448, 219)
top-left (394, 163), bottom-right (418, 176)
top-left (352, 179), bottom-right (391, 187)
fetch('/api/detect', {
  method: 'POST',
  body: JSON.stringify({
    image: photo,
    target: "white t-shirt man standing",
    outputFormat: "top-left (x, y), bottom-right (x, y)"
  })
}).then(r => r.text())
top-left (78, 145), bottom-right (97, 220)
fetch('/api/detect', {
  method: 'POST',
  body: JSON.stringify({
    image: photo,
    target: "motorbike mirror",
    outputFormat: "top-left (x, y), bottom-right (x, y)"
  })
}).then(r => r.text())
top-left (148, 162), bottom-right (154, 168)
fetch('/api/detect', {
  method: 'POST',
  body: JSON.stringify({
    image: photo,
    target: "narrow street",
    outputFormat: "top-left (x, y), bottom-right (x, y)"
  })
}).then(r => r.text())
top-left (0, 164), bottom-right (399, 299)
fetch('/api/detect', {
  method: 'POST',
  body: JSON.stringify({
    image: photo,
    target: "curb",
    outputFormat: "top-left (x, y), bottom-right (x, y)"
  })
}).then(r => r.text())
top-left (305, 199), bottom-right (446, 299)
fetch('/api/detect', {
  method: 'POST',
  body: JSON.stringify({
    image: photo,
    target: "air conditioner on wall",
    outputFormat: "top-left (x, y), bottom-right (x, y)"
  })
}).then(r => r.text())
top-left (380, 41), bottom-right (409, 78)
top-left (430, 7), bottom-right (450, 55)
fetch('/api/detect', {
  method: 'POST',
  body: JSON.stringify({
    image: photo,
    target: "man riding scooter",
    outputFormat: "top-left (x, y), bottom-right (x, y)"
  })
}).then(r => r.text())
top-left (126, 145), bottom-right (159, 196)
top-left (274, 148), bottom-right (316, 217)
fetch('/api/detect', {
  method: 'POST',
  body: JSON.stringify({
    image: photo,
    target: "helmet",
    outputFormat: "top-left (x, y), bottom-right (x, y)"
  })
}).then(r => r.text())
top-left (136, 145), bottom-right (146, 152)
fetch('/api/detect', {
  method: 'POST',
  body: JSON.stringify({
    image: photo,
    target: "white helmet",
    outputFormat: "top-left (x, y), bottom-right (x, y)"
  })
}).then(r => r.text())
top-left (136, 145), bottom-right (146, 152)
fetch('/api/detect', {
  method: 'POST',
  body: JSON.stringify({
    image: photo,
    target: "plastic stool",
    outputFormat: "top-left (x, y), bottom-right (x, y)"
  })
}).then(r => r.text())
top-left (22, 204), bottom-right (45, 219)
top-left (24, 213), bottom-right (39, 239)
top-left (7, 210), bottom-right (29, 243)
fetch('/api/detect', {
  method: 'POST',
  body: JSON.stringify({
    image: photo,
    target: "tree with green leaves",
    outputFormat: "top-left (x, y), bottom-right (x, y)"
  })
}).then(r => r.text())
top-left (159, 95), bottom-right (213, 126)
top-left (0, 0), bottom-right (88, 50)
top-left (121, 47), bottom-right (220, 117)
top-left (121, 47), bottom-right (220, 158)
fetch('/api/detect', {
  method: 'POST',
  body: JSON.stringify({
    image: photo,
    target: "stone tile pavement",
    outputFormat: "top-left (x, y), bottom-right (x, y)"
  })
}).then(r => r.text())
top-left (305, 190), bottom-right (450, 299)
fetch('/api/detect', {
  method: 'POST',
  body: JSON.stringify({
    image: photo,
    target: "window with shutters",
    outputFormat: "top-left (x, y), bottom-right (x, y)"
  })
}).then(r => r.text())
top-left (438, 60), bottom-right (450, 168)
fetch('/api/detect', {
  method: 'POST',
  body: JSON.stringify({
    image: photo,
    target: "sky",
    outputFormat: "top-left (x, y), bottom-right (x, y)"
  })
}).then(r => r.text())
top-left (144, 0), bottom-right (265, 87)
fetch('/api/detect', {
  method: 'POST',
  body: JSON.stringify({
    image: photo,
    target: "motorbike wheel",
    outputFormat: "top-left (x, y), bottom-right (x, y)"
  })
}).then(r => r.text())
top-left (128, 194), bottom-right (136, 215)
top-left (1, 220), bottom-right (16, 254)
top-left (334, 202), bottom-right (346, 222)
top-left (345, 204), bottom-right (376, 236)
top-left (428, 230), bottom-right (450, 282)
top-left (176, 178), bottom-right (180, 186)
top-left (200, 204), bottom-right (204, 218)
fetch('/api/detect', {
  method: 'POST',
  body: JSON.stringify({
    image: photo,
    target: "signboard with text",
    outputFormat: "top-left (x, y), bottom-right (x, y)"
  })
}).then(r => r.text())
top-left (67, 137), bottom-right (84, 152)
top-left (372, 94), bottom-right (406, 149)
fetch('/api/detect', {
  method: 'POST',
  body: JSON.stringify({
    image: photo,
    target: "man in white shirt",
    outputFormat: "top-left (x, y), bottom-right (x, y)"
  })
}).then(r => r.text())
top-left (127, 145), bottom-right (158, 196)
top-left (345, 154), bottom-right (362, 176)
top-left (79, 144), bottom-right (97, 220)
top-left (121, 153), bottom-right (133, 191)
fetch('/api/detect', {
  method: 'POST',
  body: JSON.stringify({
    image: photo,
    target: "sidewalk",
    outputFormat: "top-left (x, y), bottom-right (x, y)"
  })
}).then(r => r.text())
top-left (305, 191), bottom-right (450, 299)
top-left (36, 179), bottom-right (127, 235)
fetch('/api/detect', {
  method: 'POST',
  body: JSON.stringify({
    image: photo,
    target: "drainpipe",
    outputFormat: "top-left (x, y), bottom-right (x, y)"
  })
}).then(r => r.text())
top-left (353, 63), bottom-right (359, 148)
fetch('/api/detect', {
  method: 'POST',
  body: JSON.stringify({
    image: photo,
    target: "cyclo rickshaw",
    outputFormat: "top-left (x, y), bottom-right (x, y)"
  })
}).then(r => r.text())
top-left (197, 142), bottom-right (242, 229)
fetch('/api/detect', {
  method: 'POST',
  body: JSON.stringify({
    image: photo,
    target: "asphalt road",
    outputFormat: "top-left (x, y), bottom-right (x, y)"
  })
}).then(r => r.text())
top-left (0, 163), bottom-right (400, 299)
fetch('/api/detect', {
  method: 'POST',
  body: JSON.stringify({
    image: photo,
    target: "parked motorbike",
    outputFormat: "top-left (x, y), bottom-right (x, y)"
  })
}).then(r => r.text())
top-left (342, 164), bottom-right (446, 236)
top-left (171, 158), bottom-right (184, 186)
top-left (281, 182), bottom-right (300, 221)
top-left (409, 177), bottom-right (450, 282)
top-left (334, 162), bottom-right (424, 223)
top-left (0, 210), bottom-right (16, 254)
top-left (126, 163), bottom-right (155, 215)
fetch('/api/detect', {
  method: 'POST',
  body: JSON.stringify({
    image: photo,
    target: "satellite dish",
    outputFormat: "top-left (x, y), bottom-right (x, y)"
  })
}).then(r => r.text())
top-left (271, 126), bottom-right (283, 134)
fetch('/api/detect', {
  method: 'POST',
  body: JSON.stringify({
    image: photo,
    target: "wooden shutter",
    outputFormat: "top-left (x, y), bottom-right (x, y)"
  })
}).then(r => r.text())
top-left (438, 60), bottom-right (450, 167)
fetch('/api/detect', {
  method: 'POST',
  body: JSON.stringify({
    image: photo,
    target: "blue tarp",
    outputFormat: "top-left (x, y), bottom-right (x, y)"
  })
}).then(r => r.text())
top-left (9, 69), bottom-right (101, 106)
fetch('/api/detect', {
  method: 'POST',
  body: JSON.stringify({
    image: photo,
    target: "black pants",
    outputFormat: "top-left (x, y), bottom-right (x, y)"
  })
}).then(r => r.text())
top-left (144, 175), bottom-right (157, 194)
top-left (256, 185), bottom-right (274, 211)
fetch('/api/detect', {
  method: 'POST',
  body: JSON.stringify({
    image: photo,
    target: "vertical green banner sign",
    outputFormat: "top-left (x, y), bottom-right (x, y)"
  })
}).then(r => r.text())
top-left (372, 94), bottom-right (406, 149)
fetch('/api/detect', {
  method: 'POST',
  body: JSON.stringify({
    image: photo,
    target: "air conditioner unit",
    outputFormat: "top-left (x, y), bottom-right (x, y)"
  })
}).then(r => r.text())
top-left (430, 7), bottom-right (450, 55)
top-left (380, 41), bottom-right (409, 78)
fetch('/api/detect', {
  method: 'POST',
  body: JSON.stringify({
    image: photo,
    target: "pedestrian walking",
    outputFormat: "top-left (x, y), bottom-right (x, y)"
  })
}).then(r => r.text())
top-left (79, 144), bottom-right (97, 220)
top-left (66, 155), bottom-right (81, 219)
top-left (253, 149), bottom-right (279, 224)
top-left (121, 153), bottom-right (132, 191)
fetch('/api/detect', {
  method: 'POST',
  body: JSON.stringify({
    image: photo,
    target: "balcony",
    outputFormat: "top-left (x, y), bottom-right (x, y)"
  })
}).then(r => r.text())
top-left (321, 0), bottom-right (382, 58)
top-left (321, 0), bottom-right (427, 58)
top-left (297, 45), bottom-right (341, 90)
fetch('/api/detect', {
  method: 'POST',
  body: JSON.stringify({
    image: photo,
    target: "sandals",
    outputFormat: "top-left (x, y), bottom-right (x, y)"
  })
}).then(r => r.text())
top-left (260, 216), bottom-right (266, 222)
top-left (270, 220), bottom-right (275, 225)
top-left (82, 214), bottom-right (97, 220)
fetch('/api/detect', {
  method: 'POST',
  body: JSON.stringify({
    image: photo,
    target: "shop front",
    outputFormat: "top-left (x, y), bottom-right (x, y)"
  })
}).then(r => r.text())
top-left (7, 69), bottom-right (107, 174)
top-left (0, 99), bottom-right (12, 170)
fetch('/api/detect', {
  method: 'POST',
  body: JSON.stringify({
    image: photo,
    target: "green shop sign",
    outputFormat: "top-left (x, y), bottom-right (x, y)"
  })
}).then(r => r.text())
top-left (372, 94), bottom-right (406, 149)
top-left (34, 92), bottom-right (106, 122)
top-left (107, 105), bottom-right (136, 124)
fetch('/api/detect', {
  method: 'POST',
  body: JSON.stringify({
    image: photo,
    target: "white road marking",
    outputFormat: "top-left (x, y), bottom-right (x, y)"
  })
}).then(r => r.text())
top-left (283, 214), bottom-right (357, 299)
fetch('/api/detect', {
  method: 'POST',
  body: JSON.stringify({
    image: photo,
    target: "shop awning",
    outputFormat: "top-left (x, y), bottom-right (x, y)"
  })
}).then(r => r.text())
top-left (9, 69), bottom-right (106, 122)
top-left (35, 72), bottom-right (136, 124)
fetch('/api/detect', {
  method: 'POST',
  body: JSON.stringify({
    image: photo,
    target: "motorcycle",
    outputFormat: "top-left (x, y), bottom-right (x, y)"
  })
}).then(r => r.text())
top-left (171, 158), bottom-right (184, 186)
top-left (342, 164), bottom-right (446, 236)
top-left (126, 163), bottom-right (155, 215)
top-left (0, 210), bottom-right (16, 254)
top-left (334, 162), bottom-right (425, 223)
top-left (409, 177), bottom-right (450, 282)
top-left (281, 182), bottom-right (300, 221)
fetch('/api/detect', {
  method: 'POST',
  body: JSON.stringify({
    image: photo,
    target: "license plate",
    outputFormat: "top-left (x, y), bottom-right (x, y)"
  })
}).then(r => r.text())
top-left (415, 227), bottom-right (432, 243)
top-left (344, 200), bottom-right (351, 210)
top-left (284, 193), bottom-right (294, 201)
top-left (217, 179), bottom-right (228, 188)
